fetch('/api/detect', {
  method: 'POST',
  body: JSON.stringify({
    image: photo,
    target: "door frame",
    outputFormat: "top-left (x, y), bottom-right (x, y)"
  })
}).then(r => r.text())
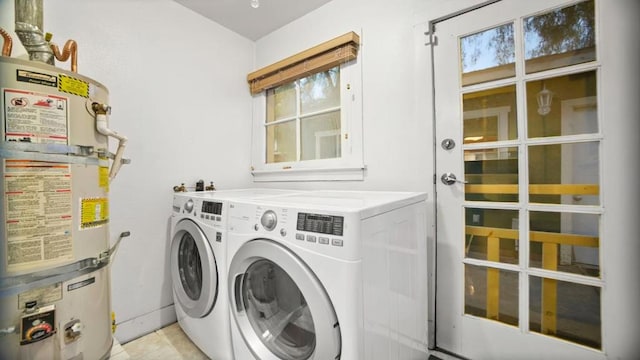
top-left (427, 0), bottom-right (622, 358)
top-left (425, 1), bottom-right (504, 350)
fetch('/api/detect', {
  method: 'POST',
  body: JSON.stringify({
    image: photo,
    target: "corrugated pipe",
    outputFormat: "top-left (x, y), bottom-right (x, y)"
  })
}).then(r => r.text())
top-left (0, 27), bottom-right (13, 56)
top-left (50, 38), bottom-right (78, 73)
top-left (15, 0), bottom-right (54, 64)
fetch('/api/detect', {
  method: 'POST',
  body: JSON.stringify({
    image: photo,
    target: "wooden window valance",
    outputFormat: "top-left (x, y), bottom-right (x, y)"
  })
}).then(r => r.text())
top-left (247, 31), bottom-right (360, 95)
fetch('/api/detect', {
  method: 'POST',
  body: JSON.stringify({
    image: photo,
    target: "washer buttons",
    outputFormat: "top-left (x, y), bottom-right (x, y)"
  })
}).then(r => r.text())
top-left (331, 238), bottom-right (344, 247)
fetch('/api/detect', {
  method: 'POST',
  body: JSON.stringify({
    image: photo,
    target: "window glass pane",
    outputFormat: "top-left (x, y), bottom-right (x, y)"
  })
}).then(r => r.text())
top-left (266, 121), bottom-right (296, 163)
top-left (529, 276), bottom-right (601, 349)
top-left (465, 147), bottom-right (518, 202)
top-left (524, 0), bottom-right (595, 74)
top-left (460, 23), bottom-right (515, 86)
top-left (465, 208), bottom-right (518, 265)
top-left (300, 67), bottom-right (340, 115)
top-left (266, 83), bottom-right (296, 123)
top-left (300, 111), bottom-right (341, 161)
top-left (243, 259), bottom-right (316, 359)
top-left (465, 264), bottom-right (518, 326)
top-left (528, 142), bottom-right (599, 205)
top-left (463, 85), bottom-right (517, 143)
top-left (529, 211), bottom-right (600, 277)
top-left (527, 71), bottom-right (597, 138)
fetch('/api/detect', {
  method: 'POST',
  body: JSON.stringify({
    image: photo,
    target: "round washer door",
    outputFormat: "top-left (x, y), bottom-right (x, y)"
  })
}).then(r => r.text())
top-left (170, 219), bottom-right (218, 318)
top-left (228, 239), bottom-right (341, 360)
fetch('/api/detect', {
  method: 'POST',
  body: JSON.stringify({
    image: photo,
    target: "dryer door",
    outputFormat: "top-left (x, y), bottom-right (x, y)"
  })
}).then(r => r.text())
top-left (228, 239), bottom-right (341, 360)
top-left (170, 219), bottom-right (218, 318)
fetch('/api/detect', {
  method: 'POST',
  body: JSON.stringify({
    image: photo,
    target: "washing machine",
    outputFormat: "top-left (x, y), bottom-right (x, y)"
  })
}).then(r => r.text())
top-left (169, 188), bottom-right (303, 360)
top-left (226, 190), bottom-right (429, 360)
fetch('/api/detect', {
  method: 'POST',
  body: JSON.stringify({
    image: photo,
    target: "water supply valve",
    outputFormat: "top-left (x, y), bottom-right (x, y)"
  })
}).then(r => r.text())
top-left (64, 319), bottom-right (83, 343)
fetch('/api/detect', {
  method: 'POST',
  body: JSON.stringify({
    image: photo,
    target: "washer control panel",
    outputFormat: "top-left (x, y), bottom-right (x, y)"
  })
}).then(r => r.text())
top-left (202, 201), bottom-right (222, 215)
top-left (174, 196), bottom-right (225, 225)
top-left (199, 200), bottom-right (224, 223)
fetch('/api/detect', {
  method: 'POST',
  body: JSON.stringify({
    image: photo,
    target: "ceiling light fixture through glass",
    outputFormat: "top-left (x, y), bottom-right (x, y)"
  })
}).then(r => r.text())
top-left (251, 0), bottom-right (259, 8)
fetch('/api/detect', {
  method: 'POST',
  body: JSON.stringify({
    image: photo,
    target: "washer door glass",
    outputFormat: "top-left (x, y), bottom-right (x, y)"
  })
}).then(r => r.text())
top-left (171, 219), bottom-right (217, 318)
top-left (243, 259), bottom-right (315, 360)
top-left (178, 232), bottom-right (202, 300)
top-left (229, 239), bottom-right (341, 360)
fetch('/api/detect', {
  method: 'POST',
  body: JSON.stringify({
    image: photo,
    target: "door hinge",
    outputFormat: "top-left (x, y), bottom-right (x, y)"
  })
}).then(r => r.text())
top-left (425, 35), bottom-right (438, 46)
top-left (424, 24), bottom-right (437, 46)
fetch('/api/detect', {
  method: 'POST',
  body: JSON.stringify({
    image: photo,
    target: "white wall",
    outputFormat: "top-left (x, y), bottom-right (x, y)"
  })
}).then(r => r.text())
top-left (0, 0), bottom-right (254, 343)
top-left (254, 0), bottom-right (433, 193)
top-left (250, 0), bottom-right (486, 349)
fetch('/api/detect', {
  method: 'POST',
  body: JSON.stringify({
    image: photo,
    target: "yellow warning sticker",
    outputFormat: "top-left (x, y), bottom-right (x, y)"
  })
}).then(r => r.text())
top-left (58, 74), bottom-right (89, 98)
top-left (81, 198), bottom-right (109, 229)
top-left (99, 166), bottom-right (109, 191)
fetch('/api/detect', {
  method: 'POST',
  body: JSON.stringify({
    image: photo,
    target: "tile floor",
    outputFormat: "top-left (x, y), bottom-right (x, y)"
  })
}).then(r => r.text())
top-left (117, 322), bottom-right (459, 360)
top-left (119, 322), bottom-right (207, 359)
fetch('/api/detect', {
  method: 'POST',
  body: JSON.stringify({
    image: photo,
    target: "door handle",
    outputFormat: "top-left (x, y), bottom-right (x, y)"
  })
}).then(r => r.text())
top-left (441, 172), bottom-right (468, 185)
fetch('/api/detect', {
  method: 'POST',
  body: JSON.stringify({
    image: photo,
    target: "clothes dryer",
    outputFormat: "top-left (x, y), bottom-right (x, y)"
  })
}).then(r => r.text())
top-left (169, 189), bottom-right (302, 360)
top-left (226, 190), bottom-right (429, 360)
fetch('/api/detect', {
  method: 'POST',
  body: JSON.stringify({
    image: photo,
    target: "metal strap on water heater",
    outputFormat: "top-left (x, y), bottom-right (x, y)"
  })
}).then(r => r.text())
top-left (1, 142), bottom-right (95, 156)
top-left (0, 257), bottom-right (108, 298)
top-left (0, 231), bottom-right (130, 298)
top-left (0, 143), bottom-right (130, 166)
top-left (0, 147), bottom-right (100, 166)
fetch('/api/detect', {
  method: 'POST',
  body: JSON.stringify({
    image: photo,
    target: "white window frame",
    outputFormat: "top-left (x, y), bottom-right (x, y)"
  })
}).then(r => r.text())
top-left (250, 61), bottom-right (364, 182)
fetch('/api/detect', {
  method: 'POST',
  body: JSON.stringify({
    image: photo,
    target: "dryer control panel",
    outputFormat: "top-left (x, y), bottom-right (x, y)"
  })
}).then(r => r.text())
top-left (296, 213), bottom-right (344, 236)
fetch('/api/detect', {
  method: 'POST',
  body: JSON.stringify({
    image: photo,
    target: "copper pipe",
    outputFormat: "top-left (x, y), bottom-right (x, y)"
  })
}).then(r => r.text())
top-left (50, 39), bottom-right (77, 72)
top-left (0, 27), bottom-right (13, 57)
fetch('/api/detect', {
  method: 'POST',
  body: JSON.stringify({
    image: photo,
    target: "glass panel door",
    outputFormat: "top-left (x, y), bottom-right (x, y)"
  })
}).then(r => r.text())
top-left (434, 0), bottom-right (606, 358)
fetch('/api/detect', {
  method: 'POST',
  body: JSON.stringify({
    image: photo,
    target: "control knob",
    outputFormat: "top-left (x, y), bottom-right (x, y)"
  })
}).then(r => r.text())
top-left (261, 210), bottom-right (277, 231)
top-left (184, 199), bottom-right (194, 213)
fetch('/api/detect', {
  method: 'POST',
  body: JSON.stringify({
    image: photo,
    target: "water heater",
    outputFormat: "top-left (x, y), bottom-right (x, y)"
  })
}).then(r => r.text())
top-left (0, 5), bottom-right (129, 358)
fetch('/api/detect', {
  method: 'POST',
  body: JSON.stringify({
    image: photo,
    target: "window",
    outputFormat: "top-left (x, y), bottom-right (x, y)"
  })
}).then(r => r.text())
top-left (266, 67), bottom-right (341, 163)
top-left (249, 32), bottom-right (364, 182)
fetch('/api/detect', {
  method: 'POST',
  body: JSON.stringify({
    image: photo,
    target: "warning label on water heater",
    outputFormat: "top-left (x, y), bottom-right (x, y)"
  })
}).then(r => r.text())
top-left (3, 88), bottom-right (68, 144)
top-left (58, 74), bottom-right (89, 98)
top-left (80, 198), bottom-right (109, 229)
top-left (4, 160), bottom-right (73, 272)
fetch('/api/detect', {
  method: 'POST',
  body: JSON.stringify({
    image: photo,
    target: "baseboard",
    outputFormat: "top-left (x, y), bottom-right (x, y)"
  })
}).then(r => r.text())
top-left (113, 304), bottom-right (177, 344)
